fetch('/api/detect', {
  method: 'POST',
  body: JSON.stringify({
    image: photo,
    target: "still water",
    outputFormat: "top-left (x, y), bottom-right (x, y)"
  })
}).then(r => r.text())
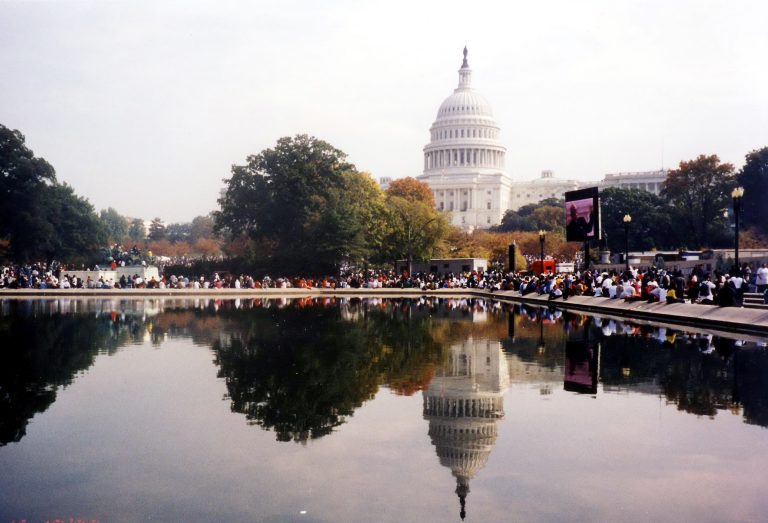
top-left (1, 297), bottom-right (768, 522)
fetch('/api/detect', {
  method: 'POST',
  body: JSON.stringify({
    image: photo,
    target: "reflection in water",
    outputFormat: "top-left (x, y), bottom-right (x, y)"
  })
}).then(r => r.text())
top-left (3, 297), bottom-right (768, 449)
top-left (423, 337), bottom-right (508, 520)
top-left (2, 297), bottom-right (768, 521)
top-left (2, 298), bottom-right (768, 497)
top-left (507, 305), bottom-right (768, 428)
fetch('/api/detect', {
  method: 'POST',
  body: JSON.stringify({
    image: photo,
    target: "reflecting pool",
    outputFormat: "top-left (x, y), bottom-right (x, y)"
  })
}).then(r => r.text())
top-left (1, 297), bottom-right (768, 522)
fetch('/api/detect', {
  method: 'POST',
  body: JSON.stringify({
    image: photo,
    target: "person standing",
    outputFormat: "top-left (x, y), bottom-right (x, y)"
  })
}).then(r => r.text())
top-left (756, 263), bottom-right (768, 293)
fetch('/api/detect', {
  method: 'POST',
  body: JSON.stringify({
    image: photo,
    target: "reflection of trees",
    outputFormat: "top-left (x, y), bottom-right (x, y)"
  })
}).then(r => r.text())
top-left (0, 297), bottom-right (509, 446)
top-left (212, 301), bottom-right (451, 442)
top-left (0, 305), bottom-right (118, 445)
top-left (505, 309), bottom-right (768, 428)
top-left (595, 327), bottom-right (768, 426)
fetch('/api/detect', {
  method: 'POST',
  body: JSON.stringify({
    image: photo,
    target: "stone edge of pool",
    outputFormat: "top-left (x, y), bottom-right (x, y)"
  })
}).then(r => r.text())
top-left (2, 288), bottom-right (768, 335)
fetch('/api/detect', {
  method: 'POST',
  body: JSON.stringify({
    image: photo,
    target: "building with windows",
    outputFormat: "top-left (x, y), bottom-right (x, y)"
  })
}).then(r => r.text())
top-left (414, 49), bottom-right (669, 230)
top-left (417, 47), bottom-right (512, 230)
top-left (510, 170), bottom-right (582, 210)
top-left (598, 170), bottom-right (668, 195)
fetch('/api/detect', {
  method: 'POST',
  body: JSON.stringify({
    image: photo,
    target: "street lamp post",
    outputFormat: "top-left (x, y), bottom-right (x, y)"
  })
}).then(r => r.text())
top-left (732, 187), bottom-right (745, 275)
top-left (623, 214), bottom-right (632, 271)
top-left (539, 230), bottom-right (545, 275)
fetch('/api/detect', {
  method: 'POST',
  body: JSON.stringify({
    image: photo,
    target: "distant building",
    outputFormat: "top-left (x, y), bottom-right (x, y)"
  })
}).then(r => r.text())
top-left (395, 257), bottom-right (487, 275)
top-left (379, 177), bottom-right (392, 191)
top-left (415, 50), bottom-right (670, 230)
top-left (599, 170), bottom-right (668, 196)
top-left (509, 170), bottom-right (581, 210)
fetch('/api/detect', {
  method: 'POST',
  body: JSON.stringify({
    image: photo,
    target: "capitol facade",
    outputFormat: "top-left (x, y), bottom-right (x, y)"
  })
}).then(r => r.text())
top-left (416, 48), bottom-right (668, 231)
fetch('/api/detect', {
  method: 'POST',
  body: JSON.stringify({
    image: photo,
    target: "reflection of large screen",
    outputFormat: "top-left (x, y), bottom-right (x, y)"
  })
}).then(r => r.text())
top-left (565, 187), bottom-right (601, 242)
top-left (564, 340), bottom-right (598, 394)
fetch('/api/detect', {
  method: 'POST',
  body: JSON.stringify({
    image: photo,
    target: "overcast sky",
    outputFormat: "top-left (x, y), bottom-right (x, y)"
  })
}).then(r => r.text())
top-left (2, 0), bottom-right (766, 223)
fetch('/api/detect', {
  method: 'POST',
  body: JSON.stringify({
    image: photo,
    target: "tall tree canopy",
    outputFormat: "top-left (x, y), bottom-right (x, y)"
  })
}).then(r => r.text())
top-left (214, 135), bottom-right (387, 274)
top-left (128, 218), bottom-right (146, 242)
top-left (493, 198), bottom-right (564, 233)
top-left (0, 124), bottom-right (105, 263)
top-left (737, 146), bottom-right (768, 235)
top-left (381, 179), bottom-right (449, 270)
top-left (385, 177), bottom-right (436, 206)
top-left (661, 154), bottom-right (735, 249)
top-left (99, 207), bottom-right (129, 244)
top-left (600, 188), bottom-right (679, 252)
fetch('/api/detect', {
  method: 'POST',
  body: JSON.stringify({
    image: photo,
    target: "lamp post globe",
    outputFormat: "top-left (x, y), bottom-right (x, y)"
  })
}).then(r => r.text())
top-left (731, 187), bottom-right (745, 275)
top-left (622, 214), bottom-right (632, 271)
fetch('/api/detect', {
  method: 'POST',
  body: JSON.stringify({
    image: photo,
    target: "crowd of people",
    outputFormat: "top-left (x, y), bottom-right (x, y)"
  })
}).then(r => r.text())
top-left (3, 260), bottom-right (768, 308)
top-left (520, 264), bottom-right (768, 307)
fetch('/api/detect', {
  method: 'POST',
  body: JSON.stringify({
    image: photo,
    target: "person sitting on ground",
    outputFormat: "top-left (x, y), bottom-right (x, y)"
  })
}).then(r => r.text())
top-left (648, 281), bottom-right (666, 302)
top-left (621, 282), bottom-right (637, 300)
top-left (548, 283), bottom-right (563, 301)
top-left (666, 288), bottom-right (685, 304)
top-left (716, 280), bottom-right (739, 307)
top-left (697, 275), bottom-right (716, 305)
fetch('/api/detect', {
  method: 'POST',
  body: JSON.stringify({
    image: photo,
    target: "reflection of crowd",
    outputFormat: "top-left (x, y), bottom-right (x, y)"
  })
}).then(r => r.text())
top-left (515, 303), bottom-right (765, 352)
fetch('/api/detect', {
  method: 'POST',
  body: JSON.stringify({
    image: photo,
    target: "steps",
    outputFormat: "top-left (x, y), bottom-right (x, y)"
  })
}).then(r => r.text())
top-left (744, 292), bottom-right (768, 309)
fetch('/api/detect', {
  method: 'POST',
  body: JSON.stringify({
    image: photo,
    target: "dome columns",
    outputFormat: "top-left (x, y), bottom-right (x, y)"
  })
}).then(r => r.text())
top-left (423, 147), bottom-right (505, 171)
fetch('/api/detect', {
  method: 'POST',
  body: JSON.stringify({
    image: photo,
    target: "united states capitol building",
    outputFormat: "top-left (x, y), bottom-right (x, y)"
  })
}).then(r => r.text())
top-left (402, 48), bottom-right (668, 231)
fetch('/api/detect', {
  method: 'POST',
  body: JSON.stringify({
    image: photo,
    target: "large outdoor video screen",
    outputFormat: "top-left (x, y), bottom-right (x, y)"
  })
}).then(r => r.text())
top-left (564, 187), bottom-right (601, 242)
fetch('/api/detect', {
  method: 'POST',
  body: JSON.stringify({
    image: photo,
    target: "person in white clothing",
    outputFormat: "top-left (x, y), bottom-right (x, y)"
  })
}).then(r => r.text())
top-left (756, 263), bottom-right (768, 293)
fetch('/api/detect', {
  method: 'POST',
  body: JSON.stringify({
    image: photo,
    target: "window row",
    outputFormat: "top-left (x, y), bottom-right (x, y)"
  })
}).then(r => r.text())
top-left (431, 127), bottom-right (498, 141)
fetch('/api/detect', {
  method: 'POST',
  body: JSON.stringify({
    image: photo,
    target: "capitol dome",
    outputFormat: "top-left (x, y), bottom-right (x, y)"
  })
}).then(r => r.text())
top-left (418, 47), bottom-right (512, 231)
top-left (436, 88), bottom-right (494, 120)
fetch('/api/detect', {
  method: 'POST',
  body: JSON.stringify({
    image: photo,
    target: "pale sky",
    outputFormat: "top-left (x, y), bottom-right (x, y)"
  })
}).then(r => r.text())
top-left (2, 0), bottom-right (766, 223)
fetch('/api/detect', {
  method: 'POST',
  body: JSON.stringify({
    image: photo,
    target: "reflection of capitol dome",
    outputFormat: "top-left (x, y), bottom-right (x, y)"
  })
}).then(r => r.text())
top-left (418, 47), bottom-right (512, 231)
top-left (423, 337), bottom-right (509, 520)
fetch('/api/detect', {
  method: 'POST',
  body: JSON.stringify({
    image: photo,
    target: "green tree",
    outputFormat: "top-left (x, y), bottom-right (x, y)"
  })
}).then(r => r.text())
top-left (493, 198), bottom-right (564, 233)
top-left (661, 155), bottom-right (735, 249)
top-left (215, 135), bottom-right (387, 274)
top-left (99, 207), bottom-right (129, 244)
top-left (737, 146), bottom-right (768, 235)
top-left (189, 214), bottom-right (216, 243)
top-left (127, 218), bottom-right (145, 243)
top-left (165, 222), bottom-right (191, 244)
top-left (40, 183), bottom-right (107, 263)
top-left (148, 217), bottom-right (166, 241)
top-left (600, 187), bottom-right (680, 252)
top-left (382, 189), bottom-right (449, 272)
top-left (0, 124), bottom-right (105, 263)
top-left (0, 124), bottom-right (56, 260)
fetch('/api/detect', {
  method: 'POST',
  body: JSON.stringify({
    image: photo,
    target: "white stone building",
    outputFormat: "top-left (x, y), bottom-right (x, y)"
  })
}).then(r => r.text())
top-left (414, 49), bottom-right (669, 230)
top-left (510, 170), bottom-right (582, 210)
top-left (417, 48), bottom-right (512, 231)
top-left (598, 170), bottom-right (668, 195)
